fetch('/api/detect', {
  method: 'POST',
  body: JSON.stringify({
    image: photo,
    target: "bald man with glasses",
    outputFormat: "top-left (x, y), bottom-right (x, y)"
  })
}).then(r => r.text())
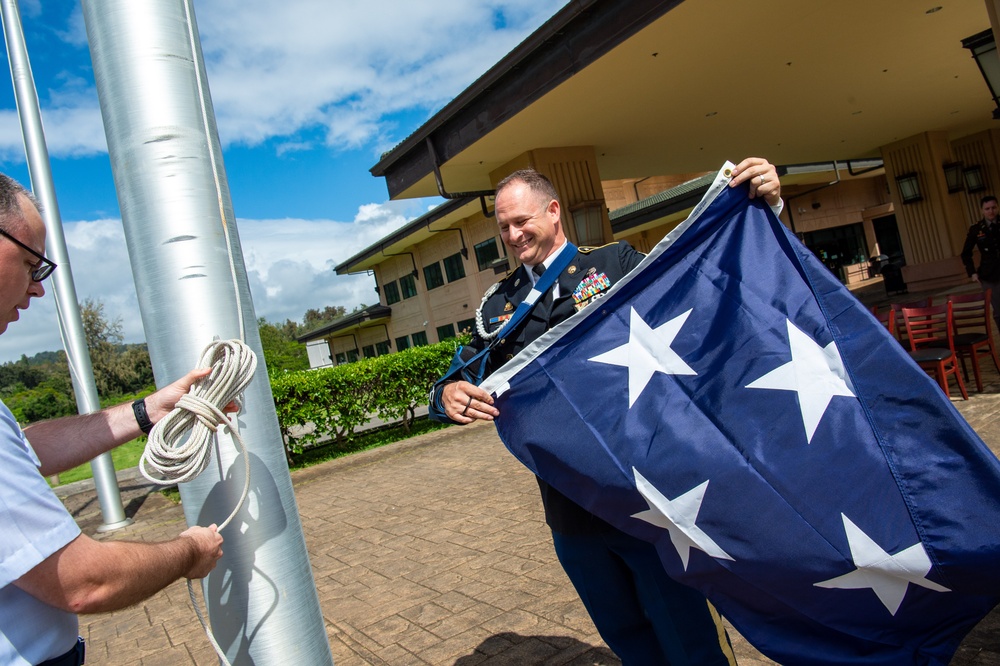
top-left (0, 173), bottom-right (223, 666)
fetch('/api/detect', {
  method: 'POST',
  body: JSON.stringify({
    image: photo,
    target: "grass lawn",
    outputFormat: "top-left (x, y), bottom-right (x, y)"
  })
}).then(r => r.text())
top-left (52, 437), bottom-right (148, 486)
top-left (51, 418), bottom-right (450, 487)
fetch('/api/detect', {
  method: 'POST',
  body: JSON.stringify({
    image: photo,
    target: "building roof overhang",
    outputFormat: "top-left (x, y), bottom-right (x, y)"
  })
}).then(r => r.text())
top-left (335, 196), bottom-right (487, 274)
top-left (297, 304), bottom-right (393, 343)
top-left (610, 160), bottom-right (886, 237)
top-left (371, 0), bottom-right (995, 202)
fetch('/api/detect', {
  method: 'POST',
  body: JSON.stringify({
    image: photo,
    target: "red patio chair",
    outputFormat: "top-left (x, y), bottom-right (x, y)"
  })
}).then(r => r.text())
top-left (891, 297), bottom-right (932, 349)
top-left (901, 302), bottom-right (968, 400)
top-left (870, 305), bottom-right (896, 339)
top-left (947, 289), bottom-right (1000, 392)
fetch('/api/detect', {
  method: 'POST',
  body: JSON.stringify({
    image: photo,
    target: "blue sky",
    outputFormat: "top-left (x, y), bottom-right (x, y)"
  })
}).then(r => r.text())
top-left (0, 0), bottom-right (565, 362)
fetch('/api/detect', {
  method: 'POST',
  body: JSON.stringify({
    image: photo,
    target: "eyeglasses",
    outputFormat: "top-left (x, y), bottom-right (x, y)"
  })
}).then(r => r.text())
top-left (0, 227), bottom-right (56, 282)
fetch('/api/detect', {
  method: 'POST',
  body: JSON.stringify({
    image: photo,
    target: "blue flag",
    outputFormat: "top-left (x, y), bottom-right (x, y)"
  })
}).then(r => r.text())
top-left (480, 164), bottom-right (1000, 664)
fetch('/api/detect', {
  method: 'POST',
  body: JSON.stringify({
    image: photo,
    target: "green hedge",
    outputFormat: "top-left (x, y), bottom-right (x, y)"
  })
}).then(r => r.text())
top-left (269, 337), bottom-right (465, 458)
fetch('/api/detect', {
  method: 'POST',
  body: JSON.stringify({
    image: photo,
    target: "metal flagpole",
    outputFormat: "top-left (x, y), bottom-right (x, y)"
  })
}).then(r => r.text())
top-left (0, 0), bottom-right (131, 531)
top-left (81, 1), bottom-right (333, 663)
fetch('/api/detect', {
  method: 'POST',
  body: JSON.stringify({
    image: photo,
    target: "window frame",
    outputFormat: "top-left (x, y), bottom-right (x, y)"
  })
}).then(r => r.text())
top-left (399, 274), bottom-right (418, 299)
top-left (383, 280), bottom-right (400, 305)
top-left (474, 237), bottom-right (502, 271)
top-left (443, 252), bottom-right (466, 282)
top-left (423, 262), bottom-right (445, 290)
top-left (436, 323), bottom-right (456, 341)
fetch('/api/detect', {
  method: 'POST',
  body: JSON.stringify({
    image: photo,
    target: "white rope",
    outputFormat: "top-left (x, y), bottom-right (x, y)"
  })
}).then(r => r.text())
top-left (474, 280), bottom-right (504, 341)
top-left (139, 339), bottom-right (257, 665)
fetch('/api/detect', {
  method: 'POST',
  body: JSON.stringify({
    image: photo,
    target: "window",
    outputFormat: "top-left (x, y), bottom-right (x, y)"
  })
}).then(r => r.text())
top-left (346, 349), bottom-right (359, 363)
top-left (383, 280), bottom-right (400, 305)
top-left (474, 237), bottom-right (502, 271)
top-left (443, 252), bottom-right (466, 282)
top-left (395, 335), bottom-right (410, 351)
top-left (362, 345), bottom-right (376, 359)
top-left (436, 323), bottom-right (456, 341)
top-left (412, 331), bottom-right (429, 346)
top-left (802, 223), bottom-right (870, 282)
top-left (376, 340), bottom-right (391, 356)
top-left (457, 318), bottom-right (476, 335)
top-left (423, 262), bottom-right (444, 290)
top-left (335, 352), bottom-right (346, 364)
top-left (400, 274), bottom-right (418, 299)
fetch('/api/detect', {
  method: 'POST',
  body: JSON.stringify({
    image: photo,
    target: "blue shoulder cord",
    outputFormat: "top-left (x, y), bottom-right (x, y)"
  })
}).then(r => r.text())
top-left (459, 243), bottom-right (577, 385)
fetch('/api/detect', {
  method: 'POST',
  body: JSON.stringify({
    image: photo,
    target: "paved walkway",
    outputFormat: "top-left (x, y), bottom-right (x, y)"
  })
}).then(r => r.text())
top-left (61, 329), bottom-right (1000, 665)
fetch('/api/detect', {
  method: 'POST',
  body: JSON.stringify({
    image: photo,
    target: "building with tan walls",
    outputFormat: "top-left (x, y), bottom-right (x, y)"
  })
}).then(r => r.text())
top-left (303, 0), bottom-right (1000, 367)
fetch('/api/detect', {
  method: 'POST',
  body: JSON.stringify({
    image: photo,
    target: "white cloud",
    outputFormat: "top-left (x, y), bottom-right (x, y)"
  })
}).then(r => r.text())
top-left (197, 0), bottom-right (566, 150)
top-left (0, 0), bottom-right (565, 160)
top-left (0, 199), bottom-right (434, 362)
top-left (0, 0), bottom-right (565, 361)
top-left (0, 98), bottom-right (107, 162)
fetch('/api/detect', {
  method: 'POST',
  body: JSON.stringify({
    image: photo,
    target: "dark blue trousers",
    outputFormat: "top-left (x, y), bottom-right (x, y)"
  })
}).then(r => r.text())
top-left (551, 528), bottom-right (735, 666)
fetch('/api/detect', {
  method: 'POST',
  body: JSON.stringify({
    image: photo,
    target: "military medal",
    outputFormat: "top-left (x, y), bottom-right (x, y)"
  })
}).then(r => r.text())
top-left (572, 272), bottom-right (612, 312)
top-left (489, 313), bottom-right (513, 327)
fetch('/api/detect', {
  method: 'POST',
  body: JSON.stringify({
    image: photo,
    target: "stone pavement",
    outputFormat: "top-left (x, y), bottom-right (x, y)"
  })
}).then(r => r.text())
top-left (61, 347), bottom-right (1000, 665)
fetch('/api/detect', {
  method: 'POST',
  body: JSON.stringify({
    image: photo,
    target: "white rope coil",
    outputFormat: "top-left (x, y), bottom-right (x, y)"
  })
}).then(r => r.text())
top-left (139, 339), bottom-right (257, 666)
top-left (140, 339), bottom-right (257, 531)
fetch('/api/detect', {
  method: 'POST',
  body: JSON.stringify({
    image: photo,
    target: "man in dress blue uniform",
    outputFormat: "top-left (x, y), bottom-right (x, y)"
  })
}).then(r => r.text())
top-left (430, 161), bottom-right (782, 665)
top-left (961, 195), bottom-right (1000, 330)
top-left (0, 173), bottom-right (224, 666)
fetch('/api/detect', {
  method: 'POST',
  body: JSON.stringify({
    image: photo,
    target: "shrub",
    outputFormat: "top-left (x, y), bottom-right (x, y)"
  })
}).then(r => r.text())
top-left (269, 337), bottom-right (464, 460)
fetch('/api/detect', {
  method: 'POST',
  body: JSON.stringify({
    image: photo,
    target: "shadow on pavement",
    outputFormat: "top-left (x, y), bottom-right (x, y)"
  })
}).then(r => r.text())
top-left (453, 631), bottom-right (619, 665)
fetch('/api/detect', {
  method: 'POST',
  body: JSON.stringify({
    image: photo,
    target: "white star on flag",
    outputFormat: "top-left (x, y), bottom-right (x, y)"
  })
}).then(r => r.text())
top-left (815, 514), bottom-right (950, 615)
top-left (746, 319), bottom-right (856, 443)
top-left (631, 467), bottom-right (734, 571)
top-left (588, 307), bottom-right (696, 407)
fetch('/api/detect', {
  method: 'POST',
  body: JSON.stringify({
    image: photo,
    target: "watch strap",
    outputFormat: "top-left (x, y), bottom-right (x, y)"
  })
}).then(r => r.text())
top-left (132, 398), bottom-right (154, 435)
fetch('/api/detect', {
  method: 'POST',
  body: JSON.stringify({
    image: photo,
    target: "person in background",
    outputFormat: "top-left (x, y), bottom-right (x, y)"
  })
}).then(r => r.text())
top-left (961, 194), bottom-right (1000, 330)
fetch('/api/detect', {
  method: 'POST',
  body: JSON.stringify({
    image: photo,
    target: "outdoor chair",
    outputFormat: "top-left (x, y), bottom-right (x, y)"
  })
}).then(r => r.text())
top-left (870, 305), bottom-right (896, 340)
top-left (901, 302), bottom-right (968, 400)
top-left (947, 289), bottom-right (1000, 392)
top-left (890, 297), bottom-right (932, 349)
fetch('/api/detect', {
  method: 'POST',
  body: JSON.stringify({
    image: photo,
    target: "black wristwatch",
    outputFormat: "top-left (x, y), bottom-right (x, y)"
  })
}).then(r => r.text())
top-left (132, 398), bottom-right (154, 435)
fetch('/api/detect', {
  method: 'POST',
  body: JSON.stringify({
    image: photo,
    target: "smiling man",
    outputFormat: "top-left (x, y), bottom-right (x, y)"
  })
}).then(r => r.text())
top-left (429, 160), bottom-right (782, 665)
top-left (0, 173), bottom-right (224, 666)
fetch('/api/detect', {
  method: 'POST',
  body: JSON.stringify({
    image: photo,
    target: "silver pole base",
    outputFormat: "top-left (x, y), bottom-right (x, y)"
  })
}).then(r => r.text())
top-left (96, 517), bottom-right (134, 533)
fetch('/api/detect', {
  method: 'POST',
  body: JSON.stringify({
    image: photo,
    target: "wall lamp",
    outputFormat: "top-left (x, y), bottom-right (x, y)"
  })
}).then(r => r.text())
top-left (943, 162), bottom-right (965, 193)
top-left (964, 165), bottom-right (987, 193)
top-left (962, 29), bottom-right (1000, 120)
top-left (895, 173), bottom-right (923, 204)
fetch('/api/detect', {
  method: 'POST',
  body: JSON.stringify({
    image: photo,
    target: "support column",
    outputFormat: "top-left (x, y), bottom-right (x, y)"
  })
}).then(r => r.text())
top-left (81, 2), bottom-right (333, 663)
top-left (880, 132), bottom-right (969, 291)
top-left (491, 146), bottom-right (612, 251)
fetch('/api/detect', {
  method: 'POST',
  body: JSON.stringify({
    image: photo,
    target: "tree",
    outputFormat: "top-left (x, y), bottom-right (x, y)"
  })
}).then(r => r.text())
top-left (0, 355), bottom-right (45, 394)
top-left (258, 318), bottom-right (309, 372)
top-left (80, 298), bottom-right (154, 397)
top-left (5, 386), bottom-right (76, 424)
top-left (301, 305), bottom-right (347, 333)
